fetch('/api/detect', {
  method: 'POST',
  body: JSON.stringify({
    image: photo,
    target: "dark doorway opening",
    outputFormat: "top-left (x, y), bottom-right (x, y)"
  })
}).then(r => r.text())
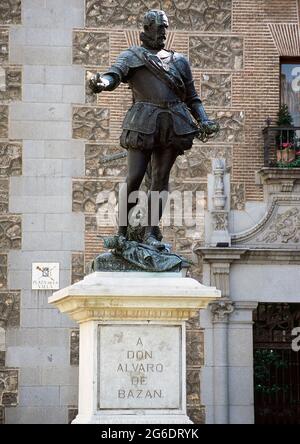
top-left (253, 303), bottom-right (300, 424)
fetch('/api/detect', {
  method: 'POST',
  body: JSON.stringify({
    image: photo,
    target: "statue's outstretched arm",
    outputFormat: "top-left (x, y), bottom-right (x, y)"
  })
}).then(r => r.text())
top-left (88, 72), bottom-right (121, 94)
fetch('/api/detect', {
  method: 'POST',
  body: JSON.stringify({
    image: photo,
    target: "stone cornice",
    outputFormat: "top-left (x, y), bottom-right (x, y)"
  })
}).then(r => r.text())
top-left (49, 272), bottom-right (221, 322)
top-left (256, 167), bottom-right (300, 185)
top-left (194, 247), bottom-right (300, 264)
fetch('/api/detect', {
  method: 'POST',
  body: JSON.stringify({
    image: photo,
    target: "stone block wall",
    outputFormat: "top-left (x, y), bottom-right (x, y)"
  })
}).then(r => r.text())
top-left (1, 0), bottom-right (299, 424)
top-left (2, 0), bottom-right (86, 424)
top-left (0, 0), bottom-right (22, 424)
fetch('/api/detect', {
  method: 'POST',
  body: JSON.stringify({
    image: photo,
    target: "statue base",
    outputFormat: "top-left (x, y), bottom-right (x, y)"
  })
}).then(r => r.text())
top-left (49, 272), bottom-right (220, 424)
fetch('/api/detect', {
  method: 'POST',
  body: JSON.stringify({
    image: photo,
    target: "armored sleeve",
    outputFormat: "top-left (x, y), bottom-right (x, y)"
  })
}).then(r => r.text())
top-left (103, 47), bottom-right (144, 85)
top-left (173, 54), bottom-right (210, 123)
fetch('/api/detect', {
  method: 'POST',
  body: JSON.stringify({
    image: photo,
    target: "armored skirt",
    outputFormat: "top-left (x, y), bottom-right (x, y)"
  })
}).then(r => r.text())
top-left (120, 101), bottom-right (198, 155)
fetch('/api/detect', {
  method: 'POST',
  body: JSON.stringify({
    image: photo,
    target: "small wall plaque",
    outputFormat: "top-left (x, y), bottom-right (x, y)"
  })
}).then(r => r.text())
top-left (32, 262), bottom-right (59, 290)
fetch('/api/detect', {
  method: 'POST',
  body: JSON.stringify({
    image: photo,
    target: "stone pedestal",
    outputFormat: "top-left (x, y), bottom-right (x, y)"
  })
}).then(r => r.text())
top-left (49, 272), bottom-right (220, 424)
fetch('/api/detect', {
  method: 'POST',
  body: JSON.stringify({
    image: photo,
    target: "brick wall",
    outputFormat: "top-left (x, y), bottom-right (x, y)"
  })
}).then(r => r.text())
top-left (71, 0), bottom-right (299, 270)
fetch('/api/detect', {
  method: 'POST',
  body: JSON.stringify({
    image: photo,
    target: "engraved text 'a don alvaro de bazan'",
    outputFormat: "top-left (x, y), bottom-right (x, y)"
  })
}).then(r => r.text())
top-left (117, 336), bottom-right (164, 400)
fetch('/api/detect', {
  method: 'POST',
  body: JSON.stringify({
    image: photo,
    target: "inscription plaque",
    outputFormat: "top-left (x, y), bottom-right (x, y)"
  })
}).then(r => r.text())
top-left (98, 324), bottom-right (182, 410)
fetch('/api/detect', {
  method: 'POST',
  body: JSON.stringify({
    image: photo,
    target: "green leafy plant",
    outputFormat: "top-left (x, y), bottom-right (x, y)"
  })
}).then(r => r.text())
top-left (276, 104), bottom-right (295, 148)
top-left (254, 349), bottom-right (288, 395)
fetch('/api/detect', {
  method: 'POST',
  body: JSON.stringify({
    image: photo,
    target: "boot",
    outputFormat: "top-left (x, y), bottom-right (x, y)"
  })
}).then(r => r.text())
top-left (143, 226), bottom-right (166, 250)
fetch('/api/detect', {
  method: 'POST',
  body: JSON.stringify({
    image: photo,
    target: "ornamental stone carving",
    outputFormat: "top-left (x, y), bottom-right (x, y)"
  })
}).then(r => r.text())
top-left (72, 179), bottom-right (120, 213)
top-left (0, 179), bottom-right (8, 213)
top-left (201, 73), bottom-right (231, 108)
top-left (0, 369), bottom-right (18, 406)
top-left (187, 406), bottom-right (205, 425)
top-left (209, 111), bottom-right (244, 143)
top-left (68, 407), bottom-right (78, 424)
top-left (0, 291), bottom-right (20, 328)
top-left (70, 329), bottom-right (79, 366)
top-left (73, 31), bottom-right (109, 66)
top-left (212, 158), bottom-right (226, 210)
top-left (0, 1), bottom-right (21, 25)
top-left (186, 330), bottom-right (204, 366)
top-left (173, 145), bottom-right (232, 179)
top-left (85, 215), bottom-right (97, 232)
top-left (0, 28), bottom-right (9, 64)
top-left (71, 253), bottom-right (84, 285)
top-left (231, 182), bottom-right (245, 210)
top-left (72, 107), bottom-right (109, 141)
top-left (257, 207), bottom-right (300, 244)
top-left (232, 198), bottom-right (300, 248)
top-left (186, 369), bottom-right (200, 404)
top-left (0, 351), bottom-right (4, 367)
top-left (85, 144), bottom-right (127, 177)
top-left (86, 0), bottom-right (232, 31)
top-left (0, 406), bottom-right (4, 423)
top-left (0, 142), bottom-right (22, 177)
top-left (210, 299), bottom-right (234, 322)
top-left (0, 255), bottom-right (7, 290)
top-left (189, 36), bottom-right (243, 70)
top-left (0, 68), bottom-right (22, 102)
top-left (0, 106), bottom-right (8, 139)
top-left (0, 215), bottom-right (22, 250)
top-left (213, 212), bottom-right (228, 231)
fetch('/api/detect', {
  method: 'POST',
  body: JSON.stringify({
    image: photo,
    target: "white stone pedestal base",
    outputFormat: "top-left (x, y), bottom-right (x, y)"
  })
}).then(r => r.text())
top-left (72, 414), bottom-right (192, 425)
top-left (49, 272), bottom-right (220, 425)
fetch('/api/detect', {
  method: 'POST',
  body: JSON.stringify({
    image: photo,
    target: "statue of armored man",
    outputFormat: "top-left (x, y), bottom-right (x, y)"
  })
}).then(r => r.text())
top-left (89, 9), bottom-right (219, 272)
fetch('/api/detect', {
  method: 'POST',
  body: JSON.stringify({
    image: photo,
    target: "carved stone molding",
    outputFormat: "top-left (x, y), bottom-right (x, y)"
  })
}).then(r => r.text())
top-left (211, 263), bottom-right (230, 297)
top-left (0, 28), bottom-right (9, 64)
top-left (0, 291), bottom-right (20, 328)
top-left (85, 144), bottom-right (127, 178)
top-left (0, 368), bottom-right (18, 406)
top-left (0, 255), bottom-right (7, 290)
top-left (210, 298), bottom-right (234, 323)
top-left (70, 329), bottom-right (79, 366)
top-left (0, 142), bottom-right (22, 177)
top-left (0, 68), bottom-right (22, 102)
top-left (256, 167), bottom-right (300, 195)
top-left (0, 178), bottom-right (8, 213)
top-left (0, 105), bottom-right (8, 139)
top-left (189, 36), bottom-right (243, 70)
top-left (71, 252), bottom-right (85, 285)
top-left (231, 182), bottom-right (245, 210)
top-left (49, 272), bottom-right (220, 323)
top-left (232, 196), bottom-right (300, 248)
top-left (201, 73), bottom-right (231, 108)
top-left (85, 0), bottom-right (232, 31)
top-left (72, 107), bottom-right (109, 141)
top-left (0, 215), bottom-right (21, 250)
top-left (0, 1), bottom-right (21, 25)
top-left (73, 31), bottom-right (109, 66)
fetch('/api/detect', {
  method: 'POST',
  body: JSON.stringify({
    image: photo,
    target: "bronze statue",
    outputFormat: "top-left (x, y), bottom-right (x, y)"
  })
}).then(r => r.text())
top-left (89, 9), bottom-right (218, 270)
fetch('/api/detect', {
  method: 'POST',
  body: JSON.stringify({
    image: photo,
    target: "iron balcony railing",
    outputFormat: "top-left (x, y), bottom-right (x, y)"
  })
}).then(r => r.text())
top-left (263, 125), bottom-right (300, 167)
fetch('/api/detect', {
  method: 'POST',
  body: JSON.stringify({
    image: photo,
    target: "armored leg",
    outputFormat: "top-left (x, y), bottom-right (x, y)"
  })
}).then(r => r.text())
top-left (118, 149), bottom-right (151, 237)
top-left (144, 147), bottom-right (178, 246)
